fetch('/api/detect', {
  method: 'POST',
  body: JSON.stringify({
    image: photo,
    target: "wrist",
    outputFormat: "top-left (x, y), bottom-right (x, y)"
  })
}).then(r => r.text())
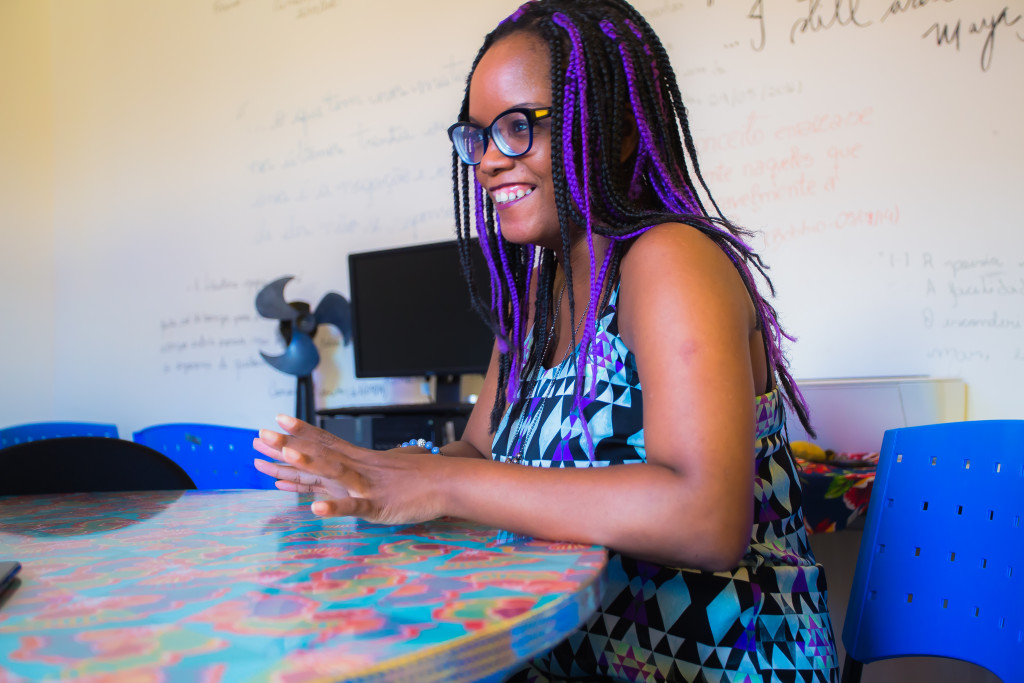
top-left (398, 438), bottom-right (441, 454)
top-left (432, 453), bottom-right (460, 517)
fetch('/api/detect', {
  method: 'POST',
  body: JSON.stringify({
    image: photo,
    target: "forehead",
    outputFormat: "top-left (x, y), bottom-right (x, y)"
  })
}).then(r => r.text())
top-left (468, 32), bottom-right (551, 121)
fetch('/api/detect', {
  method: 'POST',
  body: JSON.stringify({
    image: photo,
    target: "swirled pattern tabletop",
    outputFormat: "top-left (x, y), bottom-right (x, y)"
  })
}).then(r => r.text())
top-left (0, 490), bottom-right (606, 682)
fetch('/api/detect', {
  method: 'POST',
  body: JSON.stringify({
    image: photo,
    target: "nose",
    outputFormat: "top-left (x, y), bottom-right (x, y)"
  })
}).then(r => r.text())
top-left (476, 138), bottom-right (515, 176)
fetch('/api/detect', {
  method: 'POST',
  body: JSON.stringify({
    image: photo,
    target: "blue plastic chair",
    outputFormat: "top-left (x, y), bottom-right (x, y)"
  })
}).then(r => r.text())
top-left (0, 421), bottom-right (119, 449)
top-left (842, 420), bottom-right (1024, 683)
top-left (132, 423), bottom-right (274, 490)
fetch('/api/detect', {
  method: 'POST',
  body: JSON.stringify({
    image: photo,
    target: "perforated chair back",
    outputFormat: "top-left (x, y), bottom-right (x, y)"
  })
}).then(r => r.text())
top-left (0, 421), bottom-right (119, 449)
top-left (842, 420), bottom-right (1024, 683)
top-left (132, 423), bottom-right (272, 489)
top-left (0, 436), bottom-right (195, 495)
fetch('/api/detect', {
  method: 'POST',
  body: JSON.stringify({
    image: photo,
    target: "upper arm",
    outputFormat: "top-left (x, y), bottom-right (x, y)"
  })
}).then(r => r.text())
top-left (617, 225), bottom-right (758, 543)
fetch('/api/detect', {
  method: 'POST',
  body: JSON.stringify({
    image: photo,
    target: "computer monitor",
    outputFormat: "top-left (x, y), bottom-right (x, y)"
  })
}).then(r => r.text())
top-left (348, 238), bottom-right (494, 404)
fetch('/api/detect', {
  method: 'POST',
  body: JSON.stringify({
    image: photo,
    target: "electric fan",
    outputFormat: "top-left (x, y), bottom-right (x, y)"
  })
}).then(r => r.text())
top-left (255, 276), bottom-right (352, 424)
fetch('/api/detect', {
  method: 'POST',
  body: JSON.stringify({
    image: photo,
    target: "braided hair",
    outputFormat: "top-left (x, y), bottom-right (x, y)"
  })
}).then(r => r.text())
top-left (450, 0), bottom-right (815, 440)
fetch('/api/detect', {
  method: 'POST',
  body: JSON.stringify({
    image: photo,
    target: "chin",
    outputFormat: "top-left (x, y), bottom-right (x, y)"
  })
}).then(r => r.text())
top-left (498, 220), bottom-right (561, 250)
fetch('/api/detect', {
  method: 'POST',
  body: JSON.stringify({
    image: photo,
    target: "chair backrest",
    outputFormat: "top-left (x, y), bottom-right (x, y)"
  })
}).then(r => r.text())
top-left (132, 423), bottom-right (273, 489)
top-left (0, 421), bottom-right (119, 449)
top-left (843, 420), bottom-right (1024, 683)
top-left (0, 436), bottom-right (195, 495)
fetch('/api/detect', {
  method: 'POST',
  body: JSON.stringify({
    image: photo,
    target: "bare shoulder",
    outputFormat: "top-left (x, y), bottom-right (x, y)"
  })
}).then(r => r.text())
top-left (621, 222), bottom-right (742, 280)
top-left (617, 223), bottom-right (755, 344)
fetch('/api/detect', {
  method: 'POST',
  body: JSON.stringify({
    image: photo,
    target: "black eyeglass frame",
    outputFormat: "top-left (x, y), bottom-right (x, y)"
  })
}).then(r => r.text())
top-left (447, 107), bottom-right (552, 166)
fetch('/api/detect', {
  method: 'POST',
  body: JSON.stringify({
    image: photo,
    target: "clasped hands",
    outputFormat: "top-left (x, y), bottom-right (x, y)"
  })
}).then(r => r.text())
top-left (253, 415), bottom-right (447, 524)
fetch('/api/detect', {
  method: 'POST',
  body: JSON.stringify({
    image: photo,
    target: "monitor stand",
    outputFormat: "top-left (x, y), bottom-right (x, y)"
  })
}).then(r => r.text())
top-left (318, 374), bottom-right (472, 449)
top-left (434, 374), bottom-right (462, 406)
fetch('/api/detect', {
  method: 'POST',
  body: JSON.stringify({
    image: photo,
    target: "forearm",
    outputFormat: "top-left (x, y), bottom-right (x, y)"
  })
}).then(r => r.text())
top-left (438, 457), bottom-right (751, 571)
top-left (439, 440), bottom-right (489, 459)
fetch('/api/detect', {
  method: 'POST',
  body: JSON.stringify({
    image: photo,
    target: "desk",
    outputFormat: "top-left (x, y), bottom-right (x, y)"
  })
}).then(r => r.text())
top-left (318, 403), bottom-right (475, 451)
top-left (0, 490), bottom-right (606, 682)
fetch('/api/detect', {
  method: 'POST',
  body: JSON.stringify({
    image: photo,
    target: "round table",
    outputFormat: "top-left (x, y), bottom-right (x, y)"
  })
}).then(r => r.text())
top-left (0, 489), bottom-right (607, 682)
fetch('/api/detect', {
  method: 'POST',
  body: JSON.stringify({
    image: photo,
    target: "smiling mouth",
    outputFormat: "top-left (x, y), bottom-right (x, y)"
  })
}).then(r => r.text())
top-left (492, 187), bottom-right (534, 205)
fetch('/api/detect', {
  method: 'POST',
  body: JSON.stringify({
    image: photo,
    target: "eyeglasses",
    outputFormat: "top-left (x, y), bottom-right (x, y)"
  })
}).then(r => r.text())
top-left (447, 107), bottom-right (552, 166)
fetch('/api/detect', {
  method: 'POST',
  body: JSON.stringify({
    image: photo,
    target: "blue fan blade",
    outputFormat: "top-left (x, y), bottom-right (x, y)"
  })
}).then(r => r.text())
top-left (255, 276), bottom-right (299, 321)
top-left (260, 330), bottom-right (319, 377)
top-left (314, 292), bottom-right (352, 345)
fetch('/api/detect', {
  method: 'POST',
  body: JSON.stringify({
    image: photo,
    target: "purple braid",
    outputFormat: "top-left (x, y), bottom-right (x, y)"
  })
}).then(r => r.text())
top-left (494, 214), bottom-right (525, 401)
top-left (501, 1), bottom-right (534, 26)
top-left (618, 44), bottom-right (699, 214)
top-left (553, 12), bottom-right (605, 413)
top-left (628, 146), bottom-right (647, 200)
top-left (473, 178), bottom-right (508, 353)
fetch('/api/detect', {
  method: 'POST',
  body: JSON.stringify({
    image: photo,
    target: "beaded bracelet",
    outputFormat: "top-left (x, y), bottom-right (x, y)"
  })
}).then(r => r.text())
top-left (398, 438), bottom-right (441, 454)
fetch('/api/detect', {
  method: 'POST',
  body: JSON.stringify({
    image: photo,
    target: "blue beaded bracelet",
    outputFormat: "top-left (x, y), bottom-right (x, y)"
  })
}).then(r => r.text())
top-left (399, 438), bottom-right (441, 454)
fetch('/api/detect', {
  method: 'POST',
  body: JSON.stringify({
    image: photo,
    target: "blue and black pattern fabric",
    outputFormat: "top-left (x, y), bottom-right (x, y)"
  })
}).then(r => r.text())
top-left (495, 285), bottom-right (839, 682)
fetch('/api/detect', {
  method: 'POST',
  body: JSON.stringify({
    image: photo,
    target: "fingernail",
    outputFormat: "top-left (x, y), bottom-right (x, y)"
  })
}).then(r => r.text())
top-left (277, 414), bottom-right (297, 429)
top-left (282, 448), bottom-right (299, 464)
top-left (312, 501), bottom-right (329, 515)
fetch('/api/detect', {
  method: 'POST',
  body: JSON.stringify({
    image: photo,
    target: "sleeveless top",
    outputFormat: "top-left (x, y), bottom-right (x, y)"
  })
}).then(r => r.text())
top-left (494, 285), bottom-right (839, 683)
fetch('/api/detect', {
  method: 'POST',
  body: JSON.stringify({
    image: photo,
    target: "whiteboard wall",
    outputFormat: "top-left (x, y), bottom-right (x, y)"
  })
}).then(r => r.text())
top-left (42, 0), bottom-right (1024, 436)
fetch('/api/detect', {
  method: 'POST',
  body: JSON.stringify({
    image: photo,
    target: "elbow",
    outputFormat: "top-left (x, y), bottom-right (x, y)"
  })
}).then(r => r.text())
top-left (701, 534), bottom-right (748, 572)
top-left (685, 517), bottom-right (751, 572)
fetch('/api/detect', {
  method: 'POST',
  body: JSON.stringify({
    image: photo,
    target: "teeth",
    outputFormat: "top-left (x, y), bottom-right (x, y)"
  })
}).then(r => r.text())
top-left (494, 187), bottom-right (532, 204)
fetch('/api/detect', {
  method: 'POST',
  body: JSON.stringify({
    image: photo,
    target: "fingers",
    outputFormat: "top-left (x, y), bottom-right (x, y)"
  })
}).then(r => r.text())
top-left (253, 437), bottom-right (284, 461)
top-left (275, 414), bottom-right (330, 443)
top-left (274, 480), bottom-right (329, 495)
top-left (274, 415), bottom-right (366, 461)
top-left (253, 457), bottom-right (280, 477)
top-left (274, 439), bottom-right (360, 489)
top-left (310, 497), bottom-right (373, 518)
top-left (254, 416), bottom-right (375, 507)
top-left (255, 427), bottom-right (342, 468)
top-left (255, 457), bottom-right (341, 489)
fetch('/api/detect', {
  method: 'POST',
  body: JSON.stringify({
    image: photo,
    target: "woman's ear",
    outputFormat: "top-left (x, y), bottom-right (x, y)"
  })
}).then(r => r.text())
top-left (619, 115), bottom-right (639, 163)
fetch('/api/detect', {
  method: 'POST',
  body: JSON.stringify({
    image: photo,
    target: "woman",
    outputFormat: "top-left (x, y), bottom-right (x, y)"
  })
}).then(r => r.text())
top-left (254, 1), bottom-right (839, 680)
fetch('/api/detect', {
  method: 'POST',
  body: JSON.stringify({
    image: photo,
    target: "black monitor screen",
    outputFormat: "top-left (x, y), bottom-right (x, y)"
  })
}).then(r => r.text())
top-left (348, 238), bottom-right (494, 385)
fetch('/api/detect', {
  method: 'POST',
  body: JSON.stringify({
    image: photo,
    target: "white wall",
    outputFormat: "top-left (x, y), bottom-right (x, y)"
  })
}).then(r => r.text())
top-left (0, 0), bottom-right (55, 425)
top-left (4, 0), bottom-right (1024, 438)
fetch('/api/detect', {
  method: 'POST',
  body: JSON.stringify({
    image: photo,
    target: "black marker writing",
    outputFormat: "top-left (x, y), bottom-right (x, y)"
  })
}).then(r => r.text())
top-left (924, 6), bottom-right (1022, 71)
top-left (790, 0), bottom-right (872, 44)
top-left (749, 0), bottom-right (767, 51)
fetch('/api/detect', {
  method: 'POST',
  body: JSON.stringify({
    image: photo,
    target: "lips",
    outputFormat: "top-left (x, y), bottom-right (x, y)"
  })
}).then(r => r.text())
top-left (490, 185), bottom-right (534, 206)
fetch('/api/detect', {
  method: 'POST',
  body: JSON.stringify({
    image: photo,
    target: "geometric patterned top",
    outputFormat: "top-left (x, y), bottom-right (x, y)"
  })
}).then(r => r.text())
top-left (494, 285), bottom-right (840, 682)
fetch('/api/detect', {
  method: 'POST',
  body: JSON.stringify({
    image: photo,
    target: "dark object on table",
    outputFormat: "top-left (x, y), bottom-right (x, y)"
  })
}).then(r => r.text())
top-left (0, 437), bottom-right (196, 495)
top-left (0, 560), bottom-right (20, 597)
top-left (841, 419), bottom-right (1024, 683)
top-left (255, 276), bottom-right (351, 424)
top-left (0, 561), bottom-right (21, 610)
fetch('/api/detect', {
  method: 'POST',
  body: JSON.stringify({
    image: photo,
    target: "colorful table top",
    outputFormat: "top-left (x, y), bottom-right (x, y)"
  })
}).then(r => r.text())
top-left (0, 490), bottom-right (607, 682)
